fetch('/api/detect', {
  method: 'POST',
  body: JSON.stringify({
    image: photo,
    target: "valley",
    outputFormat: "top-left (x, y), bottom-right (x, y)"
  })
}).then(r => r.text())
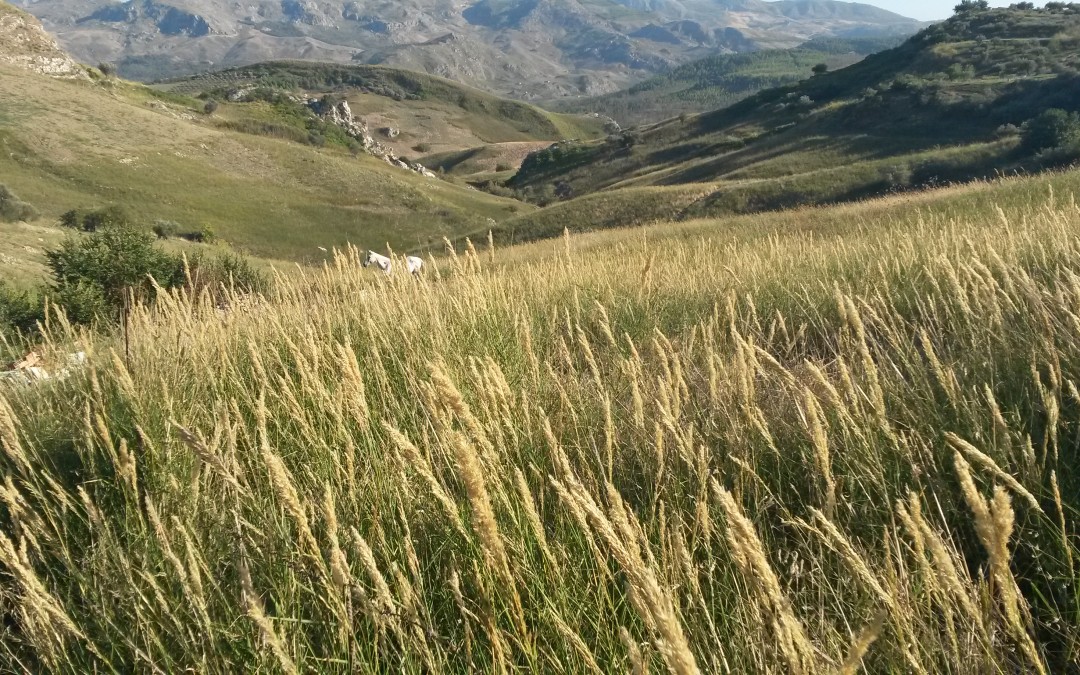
top-left (1, 4), bottom-right (1079, 675)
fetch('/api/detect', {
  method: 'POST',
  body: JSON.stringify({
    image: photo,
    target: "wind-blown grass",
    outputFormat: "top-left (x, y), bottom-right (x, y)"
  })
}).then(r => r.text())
top-left (0, 175), bottom-right (1078, 672)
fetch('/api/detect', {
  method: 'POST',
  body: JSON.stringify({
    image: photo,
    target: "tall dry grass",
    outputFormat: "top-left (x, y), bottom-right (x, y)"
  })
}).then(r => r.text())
top-left (0, 178), bottom-right (1078, 673)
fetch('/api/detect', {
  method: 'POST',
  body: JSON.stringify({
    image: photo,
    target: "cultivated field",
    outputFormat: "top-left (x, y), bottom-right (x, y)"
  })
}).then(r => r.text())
top-left (0, 173), bottom-right (1078, 672)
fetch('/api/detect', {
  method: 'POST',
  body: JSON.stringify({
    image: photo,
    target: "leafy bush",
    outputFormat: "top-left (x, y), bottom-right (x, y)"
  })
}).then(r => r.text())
top-left (203, 99), bottom-right (219, 115)
top-left (45, 222), bottom-right (185, 322)
top-left (0, 185), bottom-right (38, 223)
top-left (1021, 108), bottom-right (1080, 153)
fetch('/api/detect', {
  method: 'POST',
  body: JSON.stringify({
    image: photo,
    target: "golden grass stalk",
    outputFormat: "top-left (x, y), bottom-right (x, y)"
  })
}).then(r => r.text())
top-left (172, 420), bottom-right (246, 493)
top-left (261, 448), bottom-right (321, 561)
top-left (837, 611), bottom-right (886, 675)
top-left (1050, 471), bottom-right (1075, 580)
top-left (551, 610), bottom-right (605, 675)
top-left (713, 481), bottom-right (816, 674)
top-left (429, 361), bottom-right (494, 458)
top-left (806, 509), bottom-right (892, 609)
top-left (382, 421), bottom-right (468, 538)
top-left (0, 530), bottom-right (88, 653)
top-left (513, 467), bottom-right (555, 566)
top-left (954, 453), bottom-right (1046, 674)
top-left (803, 390), bottom-right (836, 519)
top-left (946, 433), bottom-right (1042, 512)
top-left (322, 484), bottom-right (351, 599)
top-left (0, 393), bottom-right (32, 477)
top-left (620, 626), bottom-right (648, 675)
top-left (447, 430), bottom-right (511, 582)
top-left (238, 560), bottom-right (298, 675)
top-left (445, 430), bottom-right (528, 638)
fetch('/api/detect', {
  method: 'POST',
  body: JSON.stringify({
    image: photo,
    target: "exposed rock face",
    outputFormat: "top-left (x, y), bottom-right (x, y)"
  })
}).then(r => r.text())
top-left (81, 0), bottom-right (216, 37)
top-left (307, 97), bottom-right (437, 179)
top-left (0, 2), bottom-right (88, 79)
top-left (21, 0), bottom-right (922, 97)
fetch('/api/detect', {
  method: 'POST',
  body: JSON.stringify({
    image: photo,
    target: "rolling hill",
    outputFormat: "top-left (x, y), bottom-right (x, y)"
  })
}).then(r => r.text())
top-left (13, 0), bottom-right (922, 98)
top-left (501, 4), bottom-right (1080, 240)
top-left (0, 19), bottom-right (542, 275)
top-left (159, 60), bottom-right (611, 159)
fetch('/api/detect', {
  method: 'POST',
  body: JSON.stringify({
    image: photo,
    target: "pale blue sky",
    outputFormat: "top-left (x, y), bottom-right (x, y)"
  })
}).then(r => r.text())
top-left (852, 1), bottom-right (1028, 21)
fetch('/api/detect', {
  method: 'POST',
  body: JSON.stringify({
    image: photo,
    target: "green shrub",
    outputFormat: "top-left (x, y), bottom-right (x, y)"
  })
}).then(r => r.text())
top-left (1022, 108), bottom-right (1080, 153)
top-left (203, 99), bottom-right (219, 115)
top-left (50, 280), bottom-right (111, 326)
top-left (152, 220), bottom-right (181, 239)
top-left (45, 222), bottom-right (185, 323)
top-left (0, 185), bottom-right (38, 223)
top-left (0, 282), bottom-right (44, 337)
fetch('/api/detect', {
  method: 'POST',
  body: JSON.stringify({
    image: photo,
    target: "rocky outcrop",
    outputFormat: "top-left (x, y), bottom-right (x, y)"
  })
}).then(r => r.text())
top-left (282, 0), bottom-right (336, 27)
top-left (307, 97), bottom-right (437, 179)
top-left (0, 2), bottom-right (88, 79)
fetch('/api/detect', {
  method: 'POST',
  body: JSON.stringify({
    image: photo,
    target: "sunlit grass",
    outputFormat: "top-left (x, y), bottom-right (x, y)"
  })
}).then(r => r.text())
top-left (0, 172), bottom-right (1078, 673)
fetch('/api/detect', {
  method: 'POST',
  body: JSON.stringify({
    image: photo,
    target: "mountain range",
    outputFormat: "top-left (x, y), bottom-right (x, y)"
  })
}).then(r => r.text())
top-left (14, 0), bottom-right (922, 98)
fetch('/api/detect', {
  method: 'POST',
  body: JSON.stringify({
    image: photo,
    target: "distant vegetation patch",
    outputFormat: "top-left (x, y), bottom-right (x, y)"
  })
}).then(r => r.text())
top-left (551, 37), bottom-right (903, 126)
top-left (0, 185), bottom-right (38, 223)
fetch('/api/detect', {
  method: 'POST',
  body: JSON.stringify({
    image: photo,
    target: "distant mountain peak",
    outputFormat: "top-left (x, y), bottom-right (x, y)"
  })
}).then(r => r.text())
top-left (18, 0), bottom-right (922, 96)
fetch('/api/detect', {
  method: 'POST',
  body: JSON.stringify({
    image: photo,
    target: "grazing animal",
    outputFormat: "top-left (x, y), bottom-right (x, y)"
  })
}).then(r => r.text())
top-left (363, 250), bottom-right (424, 276)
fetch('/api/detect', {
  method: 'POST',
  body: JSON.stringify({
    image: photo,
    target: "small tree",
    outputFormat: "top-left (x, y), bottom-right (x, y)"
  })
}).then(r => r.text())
top-left (59, 205), bottom-right (132, 232)
top-left (954, 0), bottom-right (990, 13)
top-left (203, 99), bottom-right (219, 115)
top-left (97, 62), bottom-right (116, 78)
top-left (812, 63), bottom-right (829, 76)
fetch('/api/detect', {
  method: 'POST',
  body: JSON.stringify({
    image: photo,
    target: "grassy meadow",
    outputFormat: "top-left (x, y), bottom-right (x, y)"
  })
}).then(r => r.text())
top-left (0, 170), bottom-right (1079, 673)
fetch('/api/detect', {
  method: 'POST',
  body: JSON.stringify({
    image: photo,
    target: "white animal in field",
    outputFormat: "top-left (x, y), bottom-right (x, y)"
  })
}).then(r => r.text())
top-left (362, 250), bottom-right (424, 276)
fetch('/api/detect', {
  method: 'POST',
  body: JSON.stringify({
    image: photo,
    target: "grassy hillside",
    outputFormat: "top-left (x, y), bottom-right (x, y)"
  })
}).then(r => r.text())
top-left (1, 162), bottom-right (1078, 672)
top-left (0, 62), bottom-right (534, 269)
top-left (160, 61), bottom-right (610, 159)
top-left (508, 5), bottom-right (1080, 234)
top-left (549, 36), bottom-right (902, 126)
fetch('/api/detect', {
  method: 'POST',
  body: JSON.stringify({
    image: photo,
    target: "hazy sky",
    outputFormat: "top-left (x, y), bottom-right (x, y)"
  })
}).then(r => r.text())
top-left (852, 1), bottom-right (1023, 21)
